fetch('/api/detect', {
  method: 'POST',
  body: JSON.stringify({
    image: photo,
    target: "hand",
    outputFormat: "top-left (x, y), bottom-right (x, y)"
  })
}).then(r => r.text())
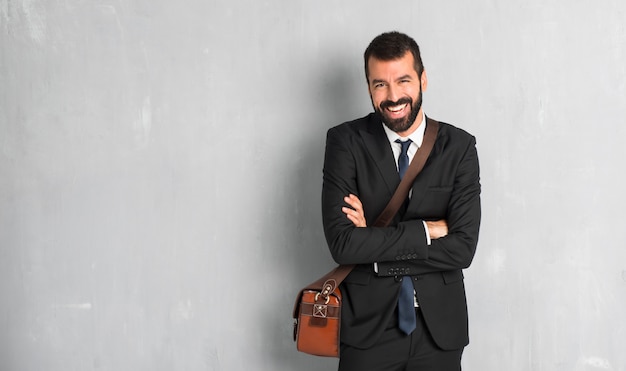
top-left (426, 220), bottom-right (448, 239)
top-left (342, 194), bottom-right (367, 227)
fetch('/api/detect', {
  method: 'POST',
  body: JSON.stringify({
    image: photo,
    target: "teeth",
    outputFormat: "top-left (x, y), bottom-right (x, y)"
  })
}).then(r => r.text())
top-left (387, 104), bottom-right (407, 112)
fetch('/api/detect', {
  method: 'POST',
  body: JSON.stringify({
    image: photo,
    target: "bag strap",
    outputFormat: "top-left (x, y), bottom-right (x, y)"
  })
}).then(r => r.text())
top-left (372, 119), bottom-right (439, 228)
top-left (310, 119), bottom-right (440, 293)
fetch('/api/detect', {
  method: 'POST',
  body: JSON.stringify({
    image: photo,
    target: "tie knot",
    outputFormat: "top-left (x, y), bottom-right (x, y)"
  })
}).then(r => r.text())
top-left (395, 139), bottom-right (412, 156)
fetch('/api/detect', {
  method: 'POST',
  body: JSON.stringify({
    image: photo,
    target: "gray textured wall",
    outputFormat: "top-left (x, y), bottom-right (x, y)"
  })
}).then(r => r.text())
top-left (1, 1), bottom-right (625, 370)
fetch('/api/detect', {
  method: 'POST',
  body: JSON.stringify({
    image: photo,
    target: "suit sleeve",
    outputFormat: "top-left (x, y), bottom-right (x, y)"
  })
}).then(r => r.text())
top-left (321, 126), bottom-right (431, 265)
top-left (378, 135), bottom-right (481, 275)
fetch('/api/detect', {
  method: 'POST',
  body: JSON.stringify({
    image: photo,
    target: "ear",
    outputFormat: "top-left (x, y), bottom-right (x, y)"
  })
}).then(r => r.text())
top-left (420, 70), bottom-right (428, 92)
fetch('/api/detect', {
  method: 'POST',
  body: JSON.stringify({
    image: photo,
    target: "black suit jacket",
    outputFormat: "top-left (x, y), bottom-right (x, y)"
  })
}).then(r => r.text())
top-left (321, 112), bottom-right (481, 350)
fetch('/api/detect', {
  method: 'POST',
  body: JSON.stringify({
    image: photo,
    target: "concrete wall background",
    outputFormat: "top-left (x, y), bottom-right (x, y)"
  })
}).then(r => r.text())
top-left (1, 1), bottom-right (625, 370)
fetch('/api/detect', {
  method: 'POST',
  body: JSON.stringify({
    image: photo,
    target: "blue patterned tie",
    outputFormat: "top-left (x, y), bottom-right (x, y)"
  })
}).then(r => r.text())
top-left (395, 139), bottom-right (417, 335)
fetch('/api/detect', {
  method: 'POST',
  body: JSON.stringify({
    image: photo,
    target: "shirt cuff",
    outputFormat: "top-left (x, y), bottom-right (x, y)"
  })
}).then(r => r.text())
top-left (423, 220), bottom-right (432, 246)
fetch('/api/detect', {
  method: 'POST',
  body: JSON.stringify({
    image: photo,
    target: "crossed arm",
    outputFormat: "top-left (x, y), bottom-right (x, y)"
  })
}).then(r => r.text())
top-left (322, 124), bottom-right (480, 272)
top-left (342, 194), bottom-right (449, 239)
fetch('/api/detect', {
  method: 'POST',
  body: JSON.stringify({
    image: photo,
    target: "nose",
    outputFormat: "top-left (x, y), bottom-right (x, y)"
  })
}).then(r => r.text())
top-left (386, 84), bottom-right (400, 103)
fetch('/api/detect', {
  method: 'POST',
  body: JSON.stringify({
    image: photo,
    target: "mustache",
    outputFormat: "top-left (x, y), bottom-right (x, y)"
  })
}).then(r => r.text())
top-left (380, 97), bottom-right (412, 110)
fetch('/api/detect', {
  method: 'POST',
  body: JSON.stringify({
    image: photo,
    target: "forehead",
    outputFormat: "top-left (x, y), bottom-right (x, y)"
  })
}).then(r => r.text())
top-left (367, 51), bottom-right (418, 81)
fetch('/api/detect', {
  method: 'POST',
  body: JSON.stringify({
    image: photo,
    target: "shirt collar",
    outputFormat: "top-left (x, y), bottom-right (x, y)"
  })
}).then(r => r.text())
top-left (382, 112), bottom-right (427, 148)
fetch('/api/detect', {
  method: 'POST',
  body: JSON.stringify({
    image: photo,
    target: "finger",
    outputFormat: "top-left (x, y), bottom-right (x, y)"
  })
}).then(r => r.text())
top-left (346, 214), bottom-right (359, 225)
top-left (347, 194), bottom-right (363, 209)
top-left (347, 214), bottom-right (365, 228)
top-left (344, 198), bottom-right (364, 216)
top-left (342, 206), bottom-right (358, 218)
top-left (342, 207), bottom-right (365, 226)
top-left (342, 207), bottom-right (362, 219)
top-left (344, 195), bottom-right (360, 210)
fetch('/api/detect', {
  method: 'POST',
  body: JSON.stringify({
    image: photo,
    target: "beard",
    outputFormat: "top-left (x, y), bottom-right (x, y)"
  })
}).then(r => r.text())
top-left (376, 90), bottom-right (423, 133)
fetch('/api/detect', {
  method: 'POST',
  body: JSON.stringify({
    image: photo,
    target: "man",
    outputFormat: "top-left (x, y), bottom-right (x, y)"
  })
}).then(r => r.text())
top-left (321, 31), bottom-right (481, 371)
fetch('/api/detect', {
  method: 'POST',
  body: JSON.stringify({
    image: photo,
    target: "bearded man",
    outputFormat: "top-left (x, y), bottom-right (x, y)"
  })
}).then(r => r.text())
top-left (321, 31), bottom-right (481, 371)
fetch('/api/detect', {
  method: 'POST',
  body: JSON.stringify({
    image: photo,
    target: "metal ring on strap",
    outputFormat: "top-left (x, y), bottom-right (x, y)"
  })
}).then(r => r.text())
top-left (314, 292), bottom-right (330, 305)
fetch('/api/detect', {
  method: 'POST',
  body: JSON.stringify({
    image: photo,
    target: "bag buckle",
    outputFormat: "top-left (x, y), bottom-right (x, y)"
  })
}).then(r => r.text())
top-left (313, 303), bottom-right (328, 318)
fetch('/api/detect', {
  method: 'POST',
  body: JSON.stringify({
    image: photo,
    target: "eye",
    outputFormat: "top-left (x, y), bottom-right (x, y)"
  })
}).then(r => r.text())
top-left (374, 82), bottom-right (386, 89)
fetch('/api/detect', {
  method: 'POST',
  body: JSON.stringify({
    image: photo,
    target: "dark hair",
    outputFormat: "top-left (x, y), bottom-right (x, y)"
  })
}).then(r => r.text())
top-left (364, 31), bottom-right (424, 82)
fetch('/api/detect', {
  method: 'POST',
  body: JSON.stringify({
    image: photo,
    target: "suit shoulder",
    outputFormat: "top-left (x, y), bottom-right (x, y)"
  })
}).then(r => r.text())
top-left (327, 113), bottom-right (377, 137)
top-left (437, 121), bottom-right (477, 144)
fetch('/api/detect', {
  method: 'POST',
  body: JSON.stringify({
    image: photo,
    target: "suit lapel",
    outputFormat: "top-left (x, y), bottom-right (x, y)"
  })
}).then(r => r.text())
top-left (358, 115), bottom-right (447, 218)
top-left (406, 117), bottom-right (446, 213)
top-left (358, 114), bottom-right (399, 197)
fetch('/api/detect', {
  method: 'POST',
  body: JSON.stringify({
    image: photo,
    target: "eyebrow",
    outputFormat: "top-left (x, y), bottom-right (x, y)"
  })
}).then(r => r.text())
top-left (370, 75), bottom-right (414, 85)
top-left (396, 74), bottom-right (413, 81)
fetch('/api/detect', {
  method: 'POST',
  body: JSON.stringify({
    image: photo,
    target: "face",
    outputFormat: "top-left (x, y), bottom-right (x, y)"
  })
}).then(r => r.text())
top-left (367, 51), bottom-right (427, 135)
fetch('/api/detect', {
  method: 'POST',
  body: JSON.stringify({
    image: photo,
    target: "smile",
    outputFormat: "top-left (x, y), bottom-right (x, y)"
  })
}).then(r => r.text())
top-left (386, 103), bottom-right (408, 114)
